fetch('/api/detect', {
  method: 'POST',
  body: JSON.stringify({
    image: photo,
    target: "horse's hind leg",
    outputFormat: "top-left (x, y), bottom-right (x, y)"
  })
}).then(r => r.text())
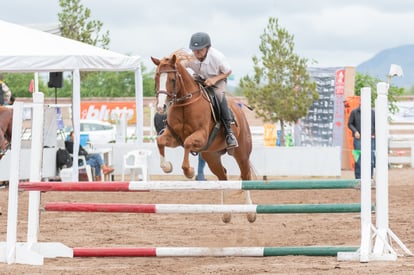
top-left (201, 152), bottom-right (232, 223)
top-left (220, 190), bottom-right (256, 223)
top-left (241, 164), bottom-right (256, 223)
top-left (202, 152), bottom-right (227, 180)
top-left (234, 151), bottom-right (256, 223)
top-left (221, 191), bottom-right (231, 223)
top-left (245, 190), bottom-right (256, 223)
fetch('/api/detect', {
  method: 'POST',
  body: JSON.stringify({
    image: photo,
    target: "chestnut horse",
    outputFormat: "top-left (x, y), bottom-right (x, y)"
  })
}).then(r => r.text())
top-left (0, 106), bottom-right (13, 159)
top-left (151, 53), bottom-right (255, 223)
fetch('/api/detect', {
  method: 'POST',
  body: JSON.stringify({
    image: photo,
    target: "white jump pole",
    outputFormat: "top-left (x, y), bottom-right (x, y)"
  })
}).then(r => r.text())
top-left (27, 92), bottom-right (45, 244)
top-left (2, 102), bottom-right (23, 264)
top-left (373, 82), bottom-right (413, 257)
top-left (0, 101), bottom-right (49, 265)
top-left (373, 82), bottom-right (390, 255)
top-left (359, 87), bottom-right (372, 262)
top-left (338, 86), bottom-right (379, 262)
top-left (0, 94), bottom-right (72, 265)
top-left (339, 84), bottom-right (413, 262)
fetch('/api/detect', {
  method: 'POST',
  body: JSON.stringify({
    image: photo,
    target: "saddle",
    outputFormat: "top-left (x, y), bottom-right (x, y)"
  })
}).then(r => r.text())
top-left (194, 76), bottom-right (235, 123)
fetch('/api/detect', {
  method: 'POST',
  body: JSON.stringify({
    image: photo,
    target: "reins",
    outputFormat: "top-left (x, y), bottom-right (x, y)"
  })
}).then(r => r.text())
top-left (156, 67), bottom-right (203, 106)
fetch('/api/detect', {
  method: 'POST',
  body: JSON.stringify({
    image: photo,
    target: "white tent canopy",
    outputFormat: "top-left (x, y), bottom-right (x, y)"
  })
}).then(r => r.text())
top-left (0, 19), bottom-right (141, 72)
top-left (0, 19), bottom-right (144, 180)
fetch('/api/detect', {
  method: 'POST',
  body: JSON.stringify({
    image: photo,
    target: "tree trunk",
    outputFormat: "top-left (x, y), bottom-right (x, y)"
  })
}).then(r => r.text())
top-left (279, 120), bottom-right (285, 146)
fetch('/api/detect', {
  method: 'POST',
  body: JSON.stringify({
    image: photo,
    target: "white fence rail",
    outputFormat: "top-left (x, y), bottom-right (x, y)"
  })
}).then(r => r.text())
top-left (388, 123), bottom-right (414, 168)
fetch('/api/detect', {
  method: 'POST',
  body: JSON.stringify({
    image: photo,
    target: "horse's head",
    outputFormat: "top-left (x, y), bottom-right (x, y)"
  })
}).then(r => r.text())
top-left (151, 52), bottom-right (199, 111)
top-left (151, 54), bottom-right (181, 111)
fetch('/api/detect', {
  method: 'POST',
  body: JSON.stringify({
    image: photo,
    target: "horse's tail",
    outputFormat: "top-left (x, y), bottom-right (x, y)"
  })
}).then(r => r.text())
top-left (248, 160), bottom-right (259, 180)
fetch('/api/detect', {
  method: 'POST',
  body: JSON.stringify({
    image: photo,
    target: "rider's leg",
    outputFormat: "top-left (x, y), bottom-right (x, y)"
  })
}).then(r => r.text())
top-left (218, 93), bottom-right (238, 149)
top-left (196, 154), bottom-right (206, 180)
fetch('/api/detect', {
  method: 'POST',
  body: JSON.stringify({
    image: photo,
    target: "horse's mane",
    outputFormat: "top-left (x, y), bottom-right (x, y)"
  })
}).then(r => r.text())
top-left (169, 48), bottom-right (196, 63)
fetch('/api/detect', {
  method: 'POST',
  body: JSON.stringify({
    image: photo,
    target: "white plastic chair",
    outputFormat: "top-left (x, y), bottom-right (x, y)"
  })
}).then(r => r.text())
top-left (60, 155), bottom-right (93, 182)
top-left (78, 155), bottom-right (93, 181)
top-left (121, 149), bottom-right (152, 181)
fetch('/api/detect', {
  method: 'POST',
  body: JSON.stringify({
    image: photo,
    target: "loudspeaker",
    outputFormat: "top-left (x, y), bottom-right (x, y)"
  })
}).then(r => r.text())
top-left (48, 72), bottom-right (63, 88)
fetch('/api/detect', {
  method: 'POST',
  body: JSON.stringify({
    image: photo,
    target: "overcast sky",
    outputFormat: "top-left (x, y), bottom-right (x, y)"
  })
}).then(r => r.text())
top-left (3, 0), bottom-right (414, 81)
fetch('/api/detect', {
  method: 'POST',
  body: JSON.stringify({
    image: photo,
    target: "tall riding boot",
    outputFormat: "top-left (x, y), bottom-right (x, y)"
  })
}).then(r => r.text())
top-left (219, 96), bottom-right (238, 149)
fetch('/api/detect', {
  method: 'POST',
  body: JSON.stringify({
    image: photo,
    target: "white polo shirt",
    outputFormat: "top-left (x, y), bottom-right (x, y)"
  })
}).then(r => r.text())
top-left (184, 47), bottom-right (231, 93)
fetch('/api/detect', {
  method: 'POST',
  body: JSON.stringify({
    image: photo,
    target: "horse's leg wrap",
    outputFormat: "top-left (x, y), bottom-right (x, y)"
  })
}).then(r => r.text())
top-left (219, 96), bottom-right (238, 149)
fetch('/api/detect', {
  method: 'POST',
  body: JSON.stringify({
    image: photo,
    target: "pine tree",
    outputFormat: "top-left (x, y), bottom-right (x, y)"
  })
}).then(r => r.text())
top-left (240, 17), bottom-right (318, 145)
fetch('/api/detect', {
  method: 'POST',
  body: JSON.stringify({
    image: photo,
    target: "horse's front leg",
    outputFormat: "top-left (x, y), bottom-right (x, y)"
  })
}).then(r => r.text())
top-left (181, 132), bottom-right (206, 179)
top-left (181, 146), bottom-right (194, 179)
top-left (156, 131), bottom-right (179, 173)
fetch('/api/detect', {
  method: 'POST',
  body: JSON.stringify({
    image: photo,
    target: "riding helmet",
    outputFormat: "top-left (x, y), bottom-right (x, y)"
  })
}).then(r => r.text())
top-left (189, 32), bottom-right (211, 50)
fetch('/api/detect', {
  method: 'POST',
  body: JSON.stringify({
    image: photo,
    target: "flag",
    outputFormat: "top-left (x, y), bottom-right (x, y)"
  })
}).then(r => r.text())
top-left (352, 149), bottom-right (361, 162)
top-left (29, 79), bottom-right (34, 93)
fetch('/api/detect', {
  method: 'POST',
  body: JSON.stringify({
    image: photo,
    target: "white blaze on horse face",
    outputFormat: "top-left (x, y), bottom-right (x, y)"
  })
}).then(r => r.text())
top-left (157, 73), bottom-right (168, 110)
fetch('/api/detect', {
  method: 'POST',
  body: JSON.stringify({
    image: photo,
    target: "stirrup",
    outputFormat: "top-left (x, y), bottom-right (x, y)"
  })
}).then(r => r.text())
top-left (225, 133), bottom-right (239, 149)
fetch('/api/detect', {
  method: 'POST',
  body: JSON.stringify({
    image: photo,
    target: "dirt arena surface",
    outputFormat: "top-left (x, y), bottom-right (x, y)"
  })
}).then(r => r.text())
top-left (0, 168), bottom-right (413, 274)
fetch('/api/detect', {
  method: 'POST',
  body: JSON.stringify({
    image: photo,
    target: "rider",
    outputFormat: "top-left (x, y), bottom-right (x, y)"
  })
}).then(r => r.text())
top-left (182, 32), bottom-right (238, 149)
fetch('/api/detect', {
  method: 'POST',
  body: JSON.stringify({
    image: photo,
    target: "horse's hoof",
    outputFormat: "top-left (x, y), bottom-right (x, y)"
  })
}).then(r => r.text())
top-left (162, 162), bottom-right (173, 173)
top-left (247, 213), bottom-right (257, 223)
top-left (222, 213), bottom-right (231, 223)
top-left (184, 167), bottom-right (194, 179)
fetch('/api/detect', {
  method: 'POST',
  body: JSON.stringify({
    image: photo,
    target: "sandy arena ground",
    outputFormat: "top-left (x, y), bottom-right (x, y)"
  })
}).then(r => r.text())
top-left (0, 168), bottom-right (413, 274)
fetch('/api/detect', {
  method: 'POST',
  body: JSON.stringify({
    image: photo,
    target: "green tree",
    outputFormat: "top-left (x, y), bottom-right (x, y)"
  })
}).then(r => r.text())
top-left (3, 73), bottom-right (75, 99)
top-left (354, 72), bottom-right (404, 114)
top-left (39, 64), bottom-right (155, 98)
top-left (2, 73), bottom-right (35, 98)
top-left (239, 17), bottom-right (318, 145)
top-left (58, 0), bottom-right (110, 49)
top-left (45, 75), bottom-right (76, 98)
top-left (57, 0), bottom-right (156, 98)
top-left (80, 65), bottom-right (154, 97)
top-left (81, 71), bottom-right (134, 97)
top-left (406, 85), bottom-right (414, 95)
top-left (142, 66), bottom-right (156, 97)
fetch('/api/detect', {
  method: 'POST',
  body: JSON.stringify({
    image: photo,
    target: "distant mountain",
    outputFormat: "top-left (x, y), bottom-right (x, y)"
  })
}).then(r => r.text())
top-left (356, 45), bottom-right (414, 88)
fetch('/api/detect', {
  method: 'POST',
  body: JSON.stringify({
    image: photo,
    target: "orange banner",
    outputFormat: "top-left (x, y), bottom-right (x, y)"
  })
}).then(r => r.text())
top-left (80, 101), bottom-right (137, 124)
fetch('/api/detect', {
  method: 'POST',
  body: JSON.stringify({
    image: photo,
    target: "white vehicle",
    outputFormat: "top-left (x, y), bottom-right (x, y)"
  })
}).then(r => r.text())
top-left (63, 120), bottom-right (116, 145)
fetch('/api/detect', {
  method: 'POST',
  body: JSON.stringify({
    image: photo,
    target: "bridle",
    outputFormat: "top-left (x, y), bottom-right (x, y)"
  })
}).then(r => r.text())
top-left (155, 65), bottom-right (201, 106)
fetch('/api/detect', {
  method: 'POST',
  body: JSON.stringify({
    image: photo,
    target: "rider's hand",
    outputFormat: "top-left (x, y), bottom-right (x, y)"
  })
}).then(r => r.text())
top-left (204, 78), bottom-right (215, 87)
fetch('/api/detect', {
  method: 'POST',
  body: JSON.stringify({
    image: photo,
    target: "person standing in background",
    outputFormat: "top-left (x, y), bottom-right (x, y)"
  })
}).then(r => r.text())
top-left (195, 154), bottom-right (206, 181)
top-left (348, 104), bottom-right (375, 179)
top-left (154, 106), bottom-right (167, 135)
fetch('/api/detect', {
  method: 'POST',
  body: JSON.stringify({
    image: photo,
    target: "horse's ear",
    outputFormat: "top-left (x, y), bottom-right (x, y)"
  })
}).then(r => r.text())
top-left (170, 54), bottom-right (177, 65)
top-left (151, 56), bottom-right (160, 65)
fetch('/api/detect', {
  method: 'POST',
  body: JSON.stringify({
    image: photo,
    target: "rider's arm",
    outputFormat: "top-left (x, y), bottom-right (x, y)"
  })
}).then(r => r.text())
top-left (205, 70), bottom-right (232, 87)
